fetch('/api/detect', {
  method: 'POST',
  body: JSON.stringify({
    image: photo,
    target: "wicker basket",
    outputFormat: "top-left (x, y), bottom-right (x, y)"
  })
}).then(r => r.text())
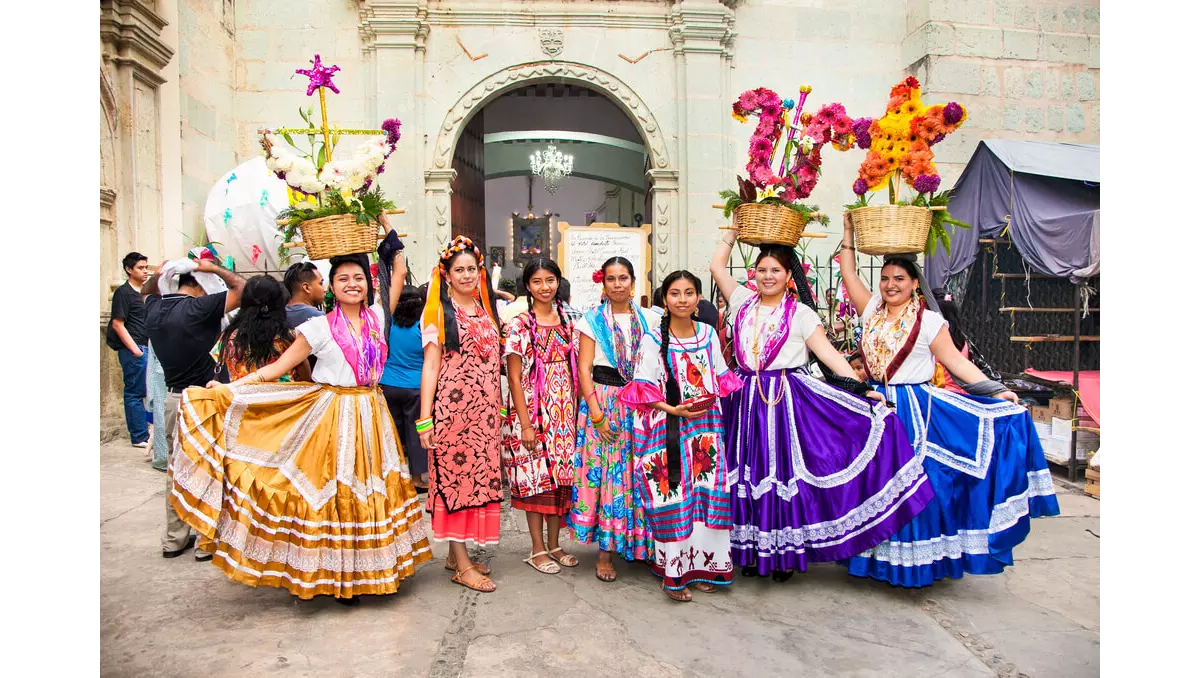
top-left (849, 205), bottom-right (932, 256)
top-left (734, 203), bottom-right (807, 247)
top-left (297, 214), bottom-right (379, 259)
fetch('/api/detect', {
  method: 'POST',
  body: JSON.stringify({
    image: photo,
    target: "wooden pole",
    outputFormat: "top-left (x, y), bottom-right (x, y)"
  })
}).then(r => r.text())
top-left (317, 87), bottom-right (333, 162)
top-left (1069, 282), bottom-right (1082, 482)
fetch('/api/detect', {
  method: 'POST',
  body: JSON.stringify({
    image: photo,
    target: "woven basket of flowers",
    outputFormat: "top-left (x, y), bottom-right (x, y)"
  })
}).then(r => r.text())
top-left (835, 76), bottom-right (972, 257)
top-left (718, 85), bottom-right (832, 248)
top-left (261, 53), bottom-right (406, 261)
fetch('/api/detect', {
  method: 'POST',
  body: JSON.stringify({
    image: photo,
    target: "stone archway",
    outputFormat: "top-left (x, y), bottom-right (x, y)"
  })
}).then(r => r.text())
top-left (423, 61), bottom-right (679, 281)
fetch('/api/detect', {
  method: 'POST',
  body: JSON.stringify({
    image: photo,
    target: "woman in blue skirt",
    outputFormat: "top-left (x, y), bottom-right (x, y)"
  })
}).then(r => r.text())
top-left (838, 214), bottom-right (1060, 587)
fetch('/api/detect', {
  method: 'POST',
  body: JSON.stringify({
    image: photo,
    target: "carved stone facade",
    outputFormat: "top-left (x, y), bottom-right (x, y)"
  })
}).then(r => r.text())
top-left (98, 0), bottom-right (1100, 432)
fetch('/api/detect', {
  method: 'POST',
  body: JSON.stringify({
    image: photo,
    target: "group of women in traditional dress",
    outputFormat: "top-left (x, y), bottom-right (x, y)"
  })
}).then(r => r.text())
top-left (165, 210), bottom-right (1060, 604)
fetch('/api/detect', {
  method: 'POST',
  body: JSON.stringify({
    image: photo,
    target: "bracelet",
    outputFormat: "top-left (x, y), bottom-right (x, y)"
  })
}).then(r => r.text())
top-left (415, 417), bottom-right (434, 434)
top-left (721, 238), bottom-right (737, 247)
top-left (590, 412), bottom-right (606, 425)
top-left (840, 244), bottom-right (855, 251)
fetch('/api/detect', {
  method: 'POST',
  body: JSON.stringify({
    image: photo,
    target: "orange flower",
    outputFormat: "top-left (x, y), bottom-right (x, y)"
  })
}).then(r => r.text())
top-left (911, 115), bottom-right (943, 142)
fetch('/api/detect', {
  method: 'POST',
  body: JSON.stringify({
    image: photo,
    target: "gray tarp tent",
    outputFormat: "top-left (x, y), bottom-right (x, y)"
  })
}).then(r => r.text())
top-left (926, 140), bottom-right (1100, 289)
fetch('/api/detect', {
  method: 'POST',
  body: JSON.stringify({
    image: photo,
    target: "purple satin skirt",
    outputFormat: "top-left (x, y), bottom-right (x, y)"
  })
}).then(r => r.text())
top-left (723, 368), bottom-right (933, 575)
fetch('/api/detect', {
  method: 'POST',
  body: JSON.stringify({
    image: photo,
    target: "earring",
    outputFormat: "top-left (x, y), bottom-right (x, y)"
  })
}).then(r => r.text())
top-left (691, 309), bottom-right (699, 319)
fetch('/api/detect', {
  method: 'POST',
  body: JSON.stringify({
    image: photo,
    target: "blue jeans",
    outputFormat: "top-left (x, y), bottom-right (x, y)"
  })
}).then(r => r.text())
top-left (118, 346), bottom-right (150, 444)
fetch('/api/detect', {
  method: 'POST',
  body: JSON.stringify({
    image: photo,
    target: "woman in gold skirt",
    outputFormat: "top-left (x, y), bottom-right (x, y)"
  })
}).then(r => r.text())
top-left (169, 252), bottom-right (432, 604)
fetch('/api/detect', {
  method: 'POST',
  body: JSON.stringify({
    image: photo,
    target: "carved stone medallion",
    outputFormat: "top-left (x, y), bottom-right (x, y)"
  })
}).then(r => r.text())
top-left (539, 28), bottom-right (564, 57)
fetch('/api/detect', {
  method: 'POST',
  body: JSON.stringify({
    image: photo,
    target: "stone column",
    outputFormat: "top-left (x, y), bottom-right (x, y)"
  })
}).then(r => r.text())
top-left (422, 168), bottom-right (458, 274)
top-left (360, 1), bottom-right (431, 267)
top-left (668, 0), bottom-right (735, 277)
top-left (647, 169), bottom-right (681, 287)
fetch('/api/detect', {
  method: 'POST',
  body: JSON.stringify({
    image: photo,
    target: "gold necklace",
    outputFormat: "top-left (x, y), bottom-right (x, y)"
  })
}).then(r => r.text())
top-left (750, 303), bottom-right (784, 406)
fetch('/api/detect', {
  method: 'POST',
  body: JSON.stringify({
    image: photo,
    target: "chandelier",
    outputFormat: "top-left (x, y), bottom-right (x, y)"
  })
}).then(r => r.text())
top-left (529, 144), bottom-right (574, 194)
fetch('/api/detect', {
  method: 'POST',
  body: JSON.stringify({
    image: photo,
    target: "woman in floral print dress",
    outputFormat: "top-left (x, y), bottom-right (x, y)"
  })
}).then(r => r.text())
top-left (570, 256), bottom-right (655, 581)
top-left (419, 236), bottom-right (505, 593)
top-left (504, 258), bottom-right (580, 575)
top-left (620, 271), bottom-right (742, 602)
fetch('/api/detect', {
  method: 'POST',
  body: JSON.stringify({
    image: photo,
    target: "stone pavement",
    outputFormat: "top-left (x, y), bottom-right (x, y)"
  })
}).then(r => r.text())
top-left (100, 439), bottom-right (1099, 677)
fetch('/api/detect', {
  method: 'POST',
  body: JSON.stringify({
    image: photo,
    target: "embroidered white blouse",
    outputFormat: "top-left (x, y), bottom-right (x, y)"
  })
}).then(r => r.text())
top-left (727, 286), bottom-right (823, 371)
top-left (860, 294), bottom-right (948, 384)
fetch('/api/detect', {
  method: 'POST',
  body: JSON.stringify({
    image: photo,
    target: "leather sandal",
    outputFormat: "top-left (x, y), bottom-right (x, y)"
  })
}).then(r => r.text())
top-left (547, 547), bottom-right (578, 567)
top-left (692, 582), bottom-right (719, 593)
top-left (663, 585), bottom-right (692, 602)
top-left (450, 564), bottom-right (496, 593)
top-left (523, 551), bottom-right (561, 574)
top-left (445, 557), bottom-right (491, 576)
top-left (595, 560), bottom-right (617, 582)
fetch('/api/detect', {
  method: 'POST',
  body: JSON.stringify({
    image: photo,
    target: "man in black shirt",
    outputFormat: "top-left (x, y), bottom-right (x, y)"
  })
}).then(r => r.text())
top-left (144, 258), bottom-right (244, 559)
top-left (109, 252), bottom-right (151, 447)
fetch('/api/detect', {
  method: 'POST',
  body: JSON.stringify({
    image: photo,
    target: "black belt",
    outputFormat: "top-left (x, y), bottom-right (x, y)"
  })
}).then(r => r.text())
top-left (592, 365), bottom-right (627, 387)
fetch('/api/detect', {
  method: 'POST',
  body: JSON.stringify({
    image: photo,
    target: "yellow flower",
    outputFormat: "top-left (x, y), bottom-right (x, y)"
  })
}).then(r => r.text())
top-left (732, 111), bottom-right (747, 123)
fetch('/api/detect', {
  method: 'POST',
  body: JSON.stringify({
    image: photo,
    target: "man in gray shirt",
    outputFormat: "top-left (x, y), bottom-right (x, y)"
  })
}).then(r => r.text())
top-left (283, 261), bottom-right (327, 328)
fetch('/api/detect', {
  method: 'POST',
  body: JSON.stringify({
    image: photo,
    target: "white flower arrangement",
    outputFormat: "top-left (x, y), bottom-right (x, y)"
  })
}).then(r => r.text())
top-left (266, 136), bottom-right (390, 197)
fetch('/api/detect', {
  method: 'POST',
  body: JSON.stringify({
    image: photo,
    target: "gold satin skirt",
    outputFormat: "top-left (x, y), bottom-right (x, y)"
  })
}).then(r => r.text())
top-left (169, 381), bottom-right (433, 599)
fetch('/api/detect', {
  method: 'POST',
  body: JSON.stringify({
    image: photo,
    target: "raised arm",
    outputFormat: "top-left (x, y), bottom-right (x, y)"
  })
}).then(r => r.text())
top-left (195, 259), bottom-right (246, 314)
top-left (710, 230), bottom-right (742, 307)
top-left (141, 260), bottom-right (169, 299)
top-left (387, 250), bottom-right (406, 316)
top-left (839, 213), bottom-right (873, 315)
top-left (807, 329), bottom-right (886, 402)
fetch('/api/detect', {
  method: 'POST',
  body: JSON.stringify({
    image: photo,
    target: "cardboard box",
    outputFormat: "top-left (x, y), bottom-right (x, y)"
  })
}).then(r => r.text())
top-left (1031, 405), bottom-right (1052, 424)
top-left (1084, 467), bottom-right (1100, 498)
top-left (1051, 416), bottom-right (1072, 438)
top-left (1050, 396), bottom-right (1075, 420)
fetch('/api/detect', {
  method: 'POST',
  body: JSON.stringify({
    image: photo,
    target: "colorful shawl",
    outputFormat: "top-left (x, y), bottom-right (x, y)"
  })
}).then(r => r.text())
top-left (732, 291), bottom-right (797, 372)
top-left (860, 296), bottom-right (925, 383)
top-left (585, 301), bottom-right (649, 383)
top-left (328, 305), bottom-right (388, 386)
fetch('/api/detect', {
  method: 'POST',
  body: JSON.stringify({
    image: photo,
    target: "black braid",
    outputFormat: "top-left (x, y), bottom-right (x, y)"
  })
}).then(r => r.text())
top-left (659, 285), bottom-right (683, 491)
top-left (555, 299), bottom-right (575, 388)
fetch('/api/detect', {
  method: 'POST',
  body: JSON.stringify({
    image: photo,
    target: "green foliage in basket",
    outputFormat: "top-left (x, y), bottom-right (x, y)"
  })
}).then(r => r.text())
top-left (275, 186), bottom-right (395, 261)
top-left (719, 175), bottom-right (830, 227)
top-left (842, 182), bottom-right (971, 258)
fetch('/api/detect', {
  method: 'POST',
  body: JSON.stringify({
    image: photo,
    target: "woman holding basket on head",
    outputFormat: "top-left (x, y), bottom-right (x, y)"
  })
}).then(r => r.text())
top-left (503, 258), bottom-right (581, 575)
top-left (418, 236), bottom-right (505, 593)
top-left (710, 228), bottom-right (933, 583)
top-left (569, 257), bottom-right (656, 582)
top-left (169, 252), bottom-right (431, 604)
top-left (837, 213), bottom-right (1060, 587)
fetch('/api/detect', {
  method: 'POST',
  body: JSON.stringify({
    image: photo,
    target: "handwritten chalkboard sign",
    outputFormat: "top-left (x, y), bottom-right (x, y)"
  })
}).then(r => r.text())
top-left (556, 222), bottom-right (652, 312)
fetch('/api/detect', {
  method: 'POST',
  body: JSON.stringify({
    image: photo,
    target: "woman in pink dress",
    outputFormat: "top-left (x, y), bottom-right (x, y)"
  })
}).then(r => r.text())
top-left (418, 236), bottom-right (504, 593)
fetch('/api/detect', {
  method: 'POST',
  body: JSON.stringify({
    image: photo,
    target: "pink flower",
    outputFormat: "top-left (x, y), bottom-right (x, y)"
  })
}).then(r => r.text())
top-left (751, 136), bottom-right (774, 157)
top-left (815, 105), bottom-right (839, 127)
top-left (746, 268), bottom-right (756, 280)
top-left (738, 91), bottom-right (759, 111)
top-left (751, 165), bottom-right (777, 185)
top-left (832, 115), bottom-right (853, 136)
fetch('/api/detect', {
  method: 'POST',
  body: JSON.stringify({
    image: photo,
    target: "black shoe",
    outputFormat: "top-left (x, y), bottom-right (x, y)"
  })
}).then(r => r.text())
top-left (741, 566), bottom-right (762, 578)
top-left (771, 570), bottom-right (794, 583)
top-left (334, 596), bottom-right (359, 607)
top-left (162, 535), bottom-right (197, 559)
top-left (195, 550), bottom-right (213, 562)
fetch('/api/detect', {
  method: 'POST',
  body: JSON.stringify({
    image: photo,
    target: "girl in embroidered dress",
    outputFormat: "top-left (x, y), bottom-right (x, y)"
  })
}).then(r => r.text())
top-left (504, 258), bottom-right (580, 574)
top-left (570, 257), bottom-right (655, 582)
top-left (170, 253), bottom-right (432, 604)
top-left (711, 235), bottom-right (933, 583)
top-left (418, 236), bottom-right (505, 593)
top-left (620, 271), bottom-right (742, 602)
top-left (837, 214), bottom-right (1060, 587)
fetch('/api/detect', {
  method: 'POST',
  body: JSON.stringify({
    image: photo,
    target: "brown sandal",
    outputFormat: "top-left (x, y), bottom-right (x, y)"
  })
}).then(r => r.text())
top-left (663, 585), bottom-right (692, 602)
top-left (692, 582), bottom-right (719, 593)
top-left (595, 560), bottom-right (617, 582)
top-left (445, 558), bottom-right (491, 576)
top-left (450, 564), bottom-right (496, 593)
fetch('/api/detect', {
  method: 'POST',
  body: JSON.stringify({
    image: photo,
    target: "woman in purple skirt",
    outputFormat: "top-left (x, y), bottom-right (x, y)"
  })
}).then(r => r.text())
top-left (710, 231), bottom-right (934, 582)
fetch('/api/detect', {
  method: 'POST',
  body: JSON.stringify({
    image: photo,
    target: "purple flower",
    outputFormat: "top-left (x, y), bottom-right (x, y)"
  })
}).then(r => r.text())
top-left (381, 118), bottom-right (403, 146)
top-left (853, 178), bottom-right (869, 195)
top-left (852, 117), bottom-right (874, 149)
top-left (376, 163), bottom-right (387, 176)
top-left (931, 133), bottom-right (946, 146)
top-left (942, 102), bottom-right (963, 125)
top-left (913, 174), bottom-right (941, 194)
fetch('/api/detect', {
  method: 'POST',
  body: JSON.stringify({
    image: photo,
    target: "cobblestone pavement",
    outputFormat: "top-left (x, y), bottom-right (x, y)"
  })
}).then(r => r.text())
top-left (100, 439), bottom-right (1099, 677)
